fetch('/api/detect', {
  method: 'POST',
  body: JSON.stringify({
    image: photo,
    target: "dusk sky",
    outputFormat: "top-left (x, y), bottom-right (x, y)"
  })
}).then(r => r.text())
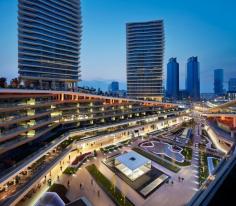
top-left (0, 0), bottom-right (236, 92)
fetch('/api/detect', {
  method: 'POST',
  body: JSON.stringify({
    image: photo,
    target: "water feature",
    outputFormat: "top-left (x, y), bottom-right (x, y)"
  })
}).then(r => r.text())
top-left (140, 141), bottom-right (185, 163)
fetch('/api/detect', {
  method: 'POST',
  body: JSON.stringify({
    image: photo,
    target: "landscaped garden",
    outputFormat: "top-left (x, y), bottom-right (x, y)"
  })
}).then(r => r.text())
top-left (182, 147), bottom-right (193, 161)
top-left (199, 152), bottom-right (209, 185)
top-left (140, 141), bottom-right (185, 162)
top-left (71, 152), bottom-right (92, 166)
top-left (63, 167), bottom-right (77, 175)
top-left (86, 164), bottom-right (134, 206)
top-left (139, 140), bottom-right (192, 166)
top-left (212, 157), bottom-right (220, 167)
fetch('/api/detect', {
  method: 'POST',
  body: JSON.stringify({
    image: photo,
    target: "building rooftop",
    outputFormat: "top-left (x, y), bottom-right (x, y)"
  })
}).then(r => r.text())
top-left (35, 192), bottom-right (65, 206)
top-left (115, 151), bottom-right (151, 171)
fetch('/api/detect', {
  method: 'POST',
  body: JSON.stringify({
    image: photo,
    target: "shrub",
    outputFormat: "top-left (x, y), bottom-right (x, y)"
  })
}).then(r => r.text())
top-left (63, 167), bottom-right (77, 175)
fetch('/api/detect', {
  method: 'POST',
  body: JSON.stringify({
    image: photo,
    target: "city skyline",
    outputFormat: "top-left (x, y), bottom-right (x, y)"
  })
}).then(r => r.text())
top-left (0, 0), bottom-right (236, 92)
top-left (0, 1), bottom-right (235, 205)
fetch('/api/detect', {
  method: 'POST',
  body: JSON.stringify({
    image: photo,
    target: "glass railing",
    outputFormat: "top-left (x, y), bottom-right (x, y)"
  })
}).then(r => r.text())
top-left (0, 110), bottom-right (52, 124)
top-left (0, 117), bottom-right (59, 138)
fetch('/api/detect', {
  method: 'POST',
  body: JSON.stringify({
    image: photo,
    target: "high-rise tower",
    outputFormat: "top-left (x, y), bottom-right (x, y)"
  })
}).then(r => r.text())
top-left (126, 20), bottom-right (164, 101)
top-left (18, 0), bottom-right (82, 90)
top-left (166, 58), bottom-right (179, 99)
top-left (214, 69), bottom-right (224, 95)
top-left (186, 56), bottom-right (200, 100)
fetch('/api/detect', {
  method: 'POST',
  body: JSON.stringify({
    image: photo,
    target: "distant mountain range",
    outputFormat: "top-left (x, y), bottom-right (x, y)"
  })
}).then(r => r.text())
top-left (78, 80), bottom-right (126, 92)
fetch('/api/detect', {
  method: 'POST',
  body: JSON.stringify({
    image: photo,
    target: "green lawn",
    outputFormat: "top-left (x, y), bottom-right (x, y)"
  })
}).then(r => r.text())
top-left (86, 164), bottom-right (134, 206)
top-left (212, 157), bottom-right (220, 168)
top-left (133, 147), bottom-right (180, 173)
top-left (199, 152), bottom-right (209, 186)
top-left (182, 147), bottom-right (193, 161)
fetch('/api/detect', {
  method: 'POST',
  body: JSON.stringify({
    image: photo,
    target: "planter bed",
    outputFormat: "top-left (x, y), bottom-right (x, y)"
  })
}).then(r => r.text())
top-left (86, 164), bottom-right (134, 206)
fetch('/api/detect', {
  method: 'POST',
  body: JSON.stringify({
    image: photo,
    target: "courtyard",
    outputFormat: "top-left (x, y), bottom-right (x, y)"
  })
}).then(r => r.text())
top-left (46, 136), bottom-right (200, 206)
top-left (21, 124), bottom-right (206, 206)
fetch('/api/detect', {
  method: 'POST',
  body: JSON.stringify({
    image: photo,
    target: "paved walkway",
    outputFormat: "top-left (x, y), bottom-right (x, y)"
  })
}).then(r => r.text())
top-left (60, 159), bottom-right (115, 206)
top-left (190, 117), bottom-right (202, 191)
top-left (16, 150), bottom-right (78, 206)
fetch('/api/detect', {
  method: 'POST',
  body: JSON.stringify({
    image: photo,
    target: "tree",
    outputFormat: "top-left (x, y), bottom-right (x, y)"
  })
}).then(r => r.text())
top-left (0, 77), bottom-right (7, 88)
top-left (10, 78), bottom-right (19, 88)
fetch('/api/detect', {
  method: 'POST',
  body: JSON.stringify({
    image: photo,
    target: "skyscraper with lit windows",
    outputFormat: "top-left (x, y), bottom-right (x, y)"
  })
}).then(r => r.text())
top-left (18, 0), bottom-right (82, 90)
top-left (126, 20), bottom-right (164, 101)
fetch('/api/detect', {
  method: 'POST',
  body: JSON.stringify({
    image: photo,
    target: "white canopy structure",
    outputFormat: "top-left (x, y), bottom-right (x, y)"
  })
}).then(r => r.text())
top-left (115, 151), bottom-right (151, 181)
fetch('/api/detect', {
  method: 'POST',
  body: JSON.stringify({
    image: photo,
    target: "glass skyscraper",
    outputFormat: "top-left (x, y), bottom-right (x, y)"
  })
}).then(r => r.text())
top-left (126, 20), bottom-right (164, 101)
top-left (214, 69), bottom-right (224, 95)
top-left (18, 0), bottom-right (82, 90)
top-left (186, 56), bottom-right (200, 100)
top-left (228, 78), bottom-right (236, 92)
top-left (108, 81), bottom-right (119, 92)
top-left (166, 58), bottom-right (179, 99)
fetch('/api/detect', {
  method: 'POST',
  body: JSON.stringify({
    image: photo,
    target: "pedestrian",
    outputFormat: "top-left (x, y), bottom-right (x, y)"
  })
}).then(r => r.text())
top-left (182, 177), bottom-right (184, 182)
top-left (80, 183), bottom-right (82, 189)
top-left (67, 180), bottom-right (70, 188)
top-left (178, 176), bottom-right (180, 182)
top-left (60, 166), bottom-right (62, 171)
top-left (171, 180), bottom-right (174, 185)
top-left (97, 190), bottom-right (100, 197)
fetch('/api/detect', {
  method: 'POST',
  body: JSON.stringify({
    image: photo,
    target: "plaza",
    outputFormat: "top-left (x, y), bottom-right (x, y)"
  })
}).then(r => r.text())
top-left (10, 112), bottom-right (226, 206)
